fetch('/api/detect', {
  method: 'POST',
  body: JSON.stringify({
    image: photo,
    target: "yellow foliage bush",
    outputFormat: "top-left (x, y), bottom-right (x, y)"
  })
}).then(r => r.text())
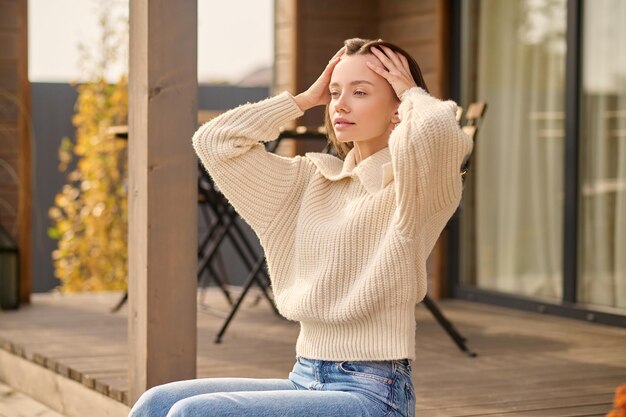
top-left (48, 76), bottom-right (128, 292)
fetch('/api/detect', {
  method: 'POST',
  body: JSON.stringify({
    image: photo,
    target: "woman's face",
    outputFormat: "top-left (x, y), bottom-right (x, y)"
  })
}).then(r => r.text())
top-left (328, 54), bottom-right (400, 146)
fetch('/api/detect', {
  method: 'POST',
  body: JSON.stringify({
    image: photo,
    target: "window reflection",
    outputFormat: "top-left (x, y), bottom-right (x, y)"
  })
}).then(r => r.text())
top-left (578, 0), bottom-right (626, 309)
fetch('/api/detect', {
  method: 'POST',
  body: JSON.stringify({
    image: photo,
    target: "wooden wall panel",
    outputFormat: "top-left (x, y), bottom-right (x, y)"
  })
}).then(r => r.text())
top-left (0, 127), bottom-right (19, 155)
top-left (0, 1), bottom-right (18, 28)
top-left (379, 0), bottom-right (436, 18)
top-left (0, 156), bottom-right (18, 184)
top-left (403, 43), bottom-right (437, 73)
top-left (0, 65), bottom-right (18, 90)
top-left (0, 188), bottom-right (18, 234)
top-left (0, 34), bottom-right (18, 60)
top-left (378, 14), bottom-right (437, 45)
top-left (0, 0), bottom-right (31, 303)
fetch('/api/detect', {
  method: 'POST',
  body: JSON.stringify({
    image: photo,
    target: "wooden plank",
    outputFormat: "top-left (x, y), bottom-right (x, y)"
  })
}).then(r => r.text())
top-left (274, 0), bottom-right (297, 96)
top-left (17, 0), bottom-right (31, 304)
top-left (0, 65), bottom-right (18, 91)
top-left (0, 93), bottom-right (18, 124)
top-left (379, 0), bottom-right (436, 19)
top-left (379, 14), bottom-right (437, 45)
top-left (423, 72), bottom-right (441, 97)
top-left (303, 0), bottom-right (378, 19)
top-left (275, 0), bottom-right (295, 25)
top-left (127, 0), bottom-right (198, 404)
top-left (273, 0), bottom-right (298, 148)
top-left (402, 43), bottom-right (437, 73)
top-left (275, 24), bottom-right (295, 57)
top-left (0, 126), bottom-right (19, 155)
top-left (0, 206), bottom-right (16, 231)
top-left (434, 0), bottom-right (451, 99)
top-left (302, 17), bottom-right (378, 49)
top-left (0, 155), bottom-right (18, 184)
top-left (0, 1), bottom-right (19, 30)
top-left (274, 56), bottom-right (294, 88)
top-left (0, 33), bottom-right (18, 60)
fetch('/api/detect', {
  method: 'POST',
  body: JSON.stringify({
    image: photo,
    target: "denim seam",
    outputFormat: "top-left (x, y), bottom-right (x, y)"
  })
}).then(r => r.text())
top-left (405, 383), bottom-right (415, 417)
top-left (389, 366), bottom-right (402, 413)
top-left (338, 362), bottom-right (394, 385)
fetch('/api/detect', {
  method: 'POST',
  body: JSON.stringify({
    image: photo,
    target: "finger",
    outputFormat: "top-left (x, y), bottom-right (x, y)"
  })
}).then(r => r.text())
top-left (324, 53), bottom-right (343, 75)
top-left (379, 45), bottom-right (404, 70)
top-left (365, 61), bottom-right (392, 82)
top-left (369, 46), bottom-right (395, 71)
top-left (371, 46), bottom-right (402, 77)
top-left (397, 53), bottom-right (412, 77)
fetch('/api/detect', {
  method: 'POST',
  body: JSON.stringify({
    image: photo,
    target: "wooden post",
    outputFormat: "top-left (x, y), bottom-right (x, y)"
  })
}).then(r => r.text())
top-left (17, 0), bottom-right (31, 304)
top-left (0, 0), bottom-right (31, 303)
top-left (128, 0), bottom-right (197, 404)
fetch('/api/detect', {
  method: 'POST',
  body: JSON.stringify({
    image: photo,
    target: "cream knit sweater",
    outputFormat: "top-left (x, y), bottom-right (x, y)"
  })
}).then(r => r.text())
top-left (192, 87), bottom-right (473, 361)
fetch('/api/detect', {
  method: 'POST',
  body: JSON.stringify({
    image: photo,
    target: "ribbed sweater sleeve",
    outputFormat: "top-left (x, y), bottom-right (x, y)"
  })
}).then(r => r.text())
top-left (191, 92), bottom-right (307, 236)
top-left (389, 87), bottom-right (474, 239)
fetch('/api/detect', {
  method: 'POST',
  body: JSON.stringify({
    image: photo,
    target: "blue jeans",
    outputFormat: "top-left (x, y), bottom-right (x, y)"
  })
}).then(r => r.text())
top-left (128, 356), bottom-right (415, 417)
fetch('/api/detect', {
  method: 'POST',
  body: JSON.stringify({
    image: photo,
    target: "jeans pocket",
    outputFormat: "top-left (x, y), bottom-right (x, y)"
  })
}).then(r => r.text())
top-left (338, 361), bottom-right (395, 385)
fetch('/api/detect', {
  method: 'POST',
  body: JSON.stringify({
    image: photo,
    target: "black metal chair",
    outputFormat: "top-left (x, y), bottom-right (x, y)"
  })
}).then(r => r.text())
top-left (197, 159), bottom-right (283, 343)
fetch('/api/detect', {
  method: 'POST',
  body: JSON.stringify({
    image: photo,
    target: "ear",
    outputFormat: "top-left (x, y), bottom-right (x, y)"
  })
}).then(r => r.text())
top-left (391, 109), bottom-right (400, 124)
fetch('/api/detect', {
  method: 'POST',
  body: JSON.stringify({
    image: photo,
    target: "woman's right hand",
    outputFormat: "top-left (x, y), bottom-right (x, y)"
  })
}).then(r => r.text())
top-left (293, 46), bottom-right (346, 112)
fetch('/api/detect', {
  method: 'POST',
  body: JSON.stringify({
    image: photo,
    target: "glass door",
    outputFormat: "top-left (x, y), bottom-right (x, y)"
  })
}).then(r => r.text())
top-left (460, 0), bottom-right (567, 300)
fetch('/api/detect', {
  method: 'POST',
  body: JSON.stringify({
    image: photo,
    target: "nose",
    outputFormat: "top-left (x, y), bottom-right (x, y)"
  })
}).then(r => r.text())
top-left (332, 92), bottom-right (350, 113)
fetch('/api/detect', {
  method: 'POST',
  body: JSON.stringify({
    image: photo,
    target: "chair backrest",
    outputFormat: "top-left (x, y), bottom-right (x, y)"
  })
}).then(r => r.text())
top-left (458, 101), bottom-right (488, 179)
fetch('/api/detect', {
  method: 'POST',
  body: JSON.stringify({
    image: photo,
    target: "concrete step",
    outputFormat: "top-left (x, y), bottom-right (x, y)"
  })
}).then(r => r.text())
top-left (0, 381), bottom-right (67, 417)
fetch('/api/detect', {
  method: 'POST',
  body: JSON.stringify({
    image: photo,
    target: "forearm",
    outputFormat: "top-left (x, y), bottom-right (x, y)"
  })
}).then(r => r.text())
top-left (390, 87), bottom-right (473, 238)
top-left (191, 92), bottom-right (308, 235)
top-left (192, 92), bottom-right (303, 162)
top-left (292, 92), bottom-right (319, 112)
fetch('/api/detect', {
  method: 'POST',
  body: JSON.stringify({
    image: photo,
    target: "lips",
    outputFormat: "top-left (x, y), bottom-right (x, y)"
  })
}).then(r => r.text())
top-left (334, 118), bottom-right (355, 128)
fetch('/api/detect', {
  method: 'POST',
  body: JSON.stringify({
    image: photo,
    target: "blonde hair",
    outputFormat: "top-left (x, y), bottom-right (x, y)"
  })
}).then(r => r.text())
top-left (324, 38), bottom-right (429, 160)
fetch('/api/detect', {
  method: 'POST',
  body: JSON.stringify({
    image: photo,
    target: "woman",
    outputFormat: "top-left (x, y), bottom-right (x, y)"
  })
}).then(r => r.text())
top-left (129, 37), bottom-right (472, 417)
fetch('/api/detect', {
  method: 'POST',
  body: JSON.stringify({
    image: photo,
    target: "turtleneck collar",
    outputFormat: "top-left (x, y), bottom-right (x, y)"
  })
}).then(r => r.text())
top-left (305, 146), bottom-right (394, 194)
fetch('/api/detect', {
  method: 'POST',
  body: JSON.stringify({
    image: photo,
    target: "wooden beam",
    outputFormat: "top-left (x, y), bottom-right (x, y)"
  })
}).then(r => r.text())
top-left (128, 0), bottom-right (197, 404)
top-left (18, 0), bottom-right (32, 303)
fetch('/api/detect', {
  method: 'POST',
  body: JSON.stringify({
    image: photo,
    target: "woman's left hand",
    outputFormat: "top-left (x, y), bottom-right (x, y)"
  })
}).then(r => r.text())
top-left (366, 45), bottom-right (417, 99)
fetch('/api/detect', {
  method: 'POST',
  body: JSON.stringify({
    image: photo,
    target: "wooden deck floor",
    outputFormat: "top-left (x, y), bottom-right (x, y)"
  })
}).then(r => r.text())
top-left (0, 289), bottom-right (624, 416)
